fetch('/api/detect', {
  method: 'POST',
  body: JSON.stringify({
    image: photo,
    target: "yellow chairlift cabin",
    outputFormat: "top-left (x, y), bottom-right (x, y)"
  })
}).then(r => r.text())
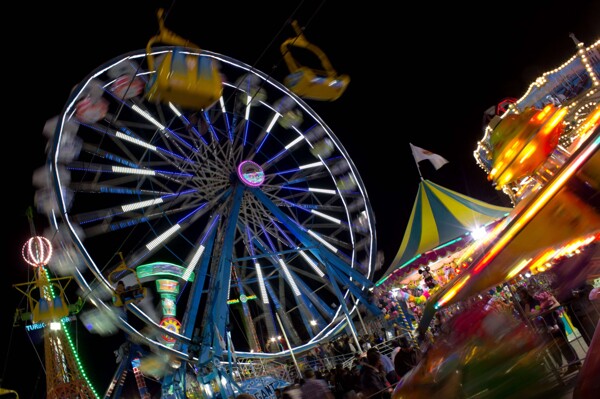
top-left (108, 253), bottom-right (147, 307)
top-left (280, 20), bottom-right (350, 101)
top-left (145, 8), bottom-right (222, 110)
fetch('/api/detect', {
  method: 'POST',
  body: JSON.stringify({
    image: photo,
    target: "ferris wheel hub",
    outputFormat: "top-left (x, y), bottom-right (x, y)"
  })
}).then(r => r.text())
top-left (237, 160), bottom-right (265, 187)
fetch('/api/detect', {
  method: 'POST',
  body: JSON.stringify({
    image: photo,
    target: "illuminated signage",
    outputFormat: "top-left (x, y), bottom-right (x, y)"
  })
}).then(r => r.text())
top-left (25, 315), bottom-right (76, 331)
top-left (227, 294), bottom-right (257, 305)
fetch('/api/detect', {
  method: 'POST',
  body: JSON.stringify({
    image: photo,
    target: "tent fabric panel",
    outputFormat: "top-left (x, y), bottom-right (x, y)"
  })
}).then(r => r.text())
top-left (424, 185), bottom-right (471, 243)
top-left (415, 185), bottom-right (442, 256)
top-left (427, 181), bottom-right (512, 217)
top-left (425, 182), bottom-right (508, 237)
top-left (386, 185), bottom-right (425, 275)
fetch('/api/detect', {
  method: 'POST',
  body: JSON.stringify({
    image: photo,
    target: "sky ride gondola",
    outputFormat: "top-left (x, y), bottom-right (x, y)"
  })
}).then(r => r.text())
top-left (280, 20), bottom-right (350, 101)
top-left (145, 9), bottom-right (223, 111)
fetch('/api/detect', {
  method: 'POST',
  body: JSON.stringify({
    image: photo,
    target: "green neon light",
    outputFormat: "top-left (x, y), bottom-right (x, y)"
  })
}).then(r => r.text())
top-left (227, 294), bottom-right (257, 305)
top-left (43, 267), bottom-right (100, 398)
top-left (136, 262), bottom-right (195, 281)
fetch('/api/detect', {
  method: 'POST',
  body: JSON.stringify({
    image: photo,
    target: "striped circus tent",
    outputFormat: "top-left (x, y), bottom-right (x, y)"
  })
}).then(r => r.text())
top-left (380, 179), bottom-right (512, 280)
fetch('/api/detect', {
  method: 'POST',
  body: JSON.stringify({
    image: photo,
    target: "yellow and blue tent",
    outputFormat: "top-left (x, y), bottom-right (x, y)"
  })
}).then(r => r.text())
top-left (379, 179), bottom-right (512, 282)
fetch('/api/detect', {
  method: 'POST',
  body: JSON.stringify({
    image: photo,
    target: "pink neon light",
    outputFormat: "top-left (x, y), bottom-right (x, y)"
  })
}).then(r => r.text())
top-left (238, 160), bottom-right (265, 187)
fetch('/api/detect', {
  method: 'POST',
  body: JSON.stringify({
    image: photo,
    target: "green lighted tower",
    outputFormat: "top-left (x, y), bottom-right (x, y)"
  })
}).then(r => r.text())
top-left (13, 234), bottom-right (98, 399)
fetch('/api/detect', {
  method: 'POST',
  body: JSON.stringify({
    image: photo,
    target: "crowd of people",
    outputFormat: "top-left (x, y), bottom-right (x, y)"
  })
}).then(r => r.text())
top-left (236, 273), bottom-right (598, 399)
top-left (238, 334), bottom-right (421, 399)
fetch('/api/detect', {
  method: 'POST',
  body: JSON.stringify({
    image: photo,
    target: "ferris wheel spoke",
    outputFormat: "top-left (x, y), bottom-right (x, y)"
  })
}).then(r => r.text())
top-left (270, 220), bottom-right (328, 279)
top-left (123, 103), bottom-right (200, 156)
top-left (66, 160), bottom-right (195, 185)
top-left (251, 188), bottom-right (372, 284)
top-left (76, 201), bottom-right (212, 239)
top-left (167, 102), bottom-right (210, 146)
top-left (255, 128), bottom-right (305, 171)
top-left (251, 110), bottom-right (281, 157)
top-left (238, 230), bottom-right (310, 343)
top-left (82, 120), bottom-right (199, 169)
top-left (239, 227), bottom-right (279, 345)
top-left (272, 256), bottom-right (333, 327)
top-left (71, 187), bottom-right (204, 222)
top-left (248, 224), bottom-right (334, 333)
top-left (261, 278), bottom-right (301, 345)
top-left (216, 96), bottom-right (234, 142)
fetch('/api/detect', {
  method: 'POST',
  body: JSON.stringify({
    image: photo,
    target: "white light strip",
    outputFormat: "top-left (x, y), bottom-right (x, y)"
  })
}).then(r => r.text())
top-left (266, 113), bottom-right (280, 133)
top-left (299, 250), bottom-right (325, 277)
top-left (227, 272), bottom-right (231, 300)
top-left (146, 224), bottom-right (181, 251)
top-left (132, 104), bottom-right (166, 130)
top-left (112, 166), bottom-right (156, 176)
top-left (245, 97), bottom-right (251, 120)
top-left (255, 262), bottom-right (269, 304)
top-left (311, 210), bottom-right (341, 224)
top-left (115, 132), bottom-right (157, 151)
top-left (219, 97), bottom-right (226, 114)
top-left (168, 102), bottom-right (183, 117)
top-left (299, 161), bottom-right (322, 170)
top-left (284, 135), bottom-right (304, 150)
top-left (121, 198), bottom-right (164, 212)
top-left (278, 259), bottom-right (301, 296)
top-left (308, 230), bottom-right (338, 253)
top-left (308, 187), bottom-right (337, 195)
top-left (182, 244), bottom-right (205, 281)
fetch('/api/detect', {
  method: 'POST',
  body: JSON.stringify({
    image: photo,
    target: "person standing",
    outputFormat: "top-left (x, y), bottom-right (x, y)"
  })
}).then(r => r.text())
top-left (360, 349), bottom-right (391, 399)
top-left (389, 339), bottom-right (401, 364)
top-left (393, 336), bottom-right (418, 380)
top-left (517, 285), bottom-right (581, 374)
top-left (377, 348), bottom-right (398, 385)
top-left (562, 282), bottom-right (599, 346)
top-left (300, 368), bottom-right (334, 399)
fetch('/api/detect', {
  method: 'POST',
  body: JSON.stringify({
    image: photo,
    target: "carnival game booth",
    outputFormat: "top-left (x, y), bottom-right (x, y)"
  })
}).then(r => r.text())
top-left (374, 178), bottom-right (512, 329)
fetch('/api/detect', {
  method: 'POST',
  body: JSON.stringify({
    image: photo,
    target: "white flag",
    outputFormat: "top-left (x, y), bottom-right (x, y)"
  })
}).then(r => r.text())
top-left (410, 143), bottom-right (449, 170)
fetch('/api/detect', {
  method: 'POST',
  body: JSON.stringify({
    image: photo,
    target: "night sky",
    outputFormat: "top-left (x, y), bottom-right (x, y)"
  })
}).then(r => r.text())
top-left (3, 1), bottom-right (599, 397)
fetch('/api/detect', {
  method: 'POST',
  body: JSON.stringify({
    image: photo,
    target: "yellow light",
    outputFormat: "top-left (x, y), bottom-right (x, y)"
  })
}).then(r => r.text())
top-left (519, 143), bottom-right (537, 164)
top-left (436, 275), bottom-right (470, 308)
top-left (506, 258), bottom-right (533, 279)
top-left (539, 107), bottom-right (568, 135)
top-left (535, 104), bottom-right (554, 122)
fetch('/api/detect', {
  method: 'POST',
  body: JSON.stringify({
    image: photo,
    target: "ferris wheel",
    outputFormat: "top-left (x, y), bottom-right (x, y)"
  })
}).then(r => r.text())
top-left (40, 43), bottom-right (379, 368)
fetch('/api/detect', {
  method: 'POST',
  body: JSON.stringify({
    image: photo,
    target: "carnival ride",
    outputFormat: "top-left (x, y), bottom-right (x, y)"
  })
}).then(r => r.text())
top-left (34, 10), bottom-right (377, 398)
top-left (391, 35), bottom-right (599, 399)
top-left (13, 217), bottom-right (98, 399)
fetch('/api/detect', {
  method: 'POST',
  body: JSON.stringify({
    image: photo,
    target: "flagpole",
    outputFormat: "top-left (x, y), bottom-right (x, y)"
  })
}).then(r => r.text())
top-left (410, 143), bottom-right (424, 181)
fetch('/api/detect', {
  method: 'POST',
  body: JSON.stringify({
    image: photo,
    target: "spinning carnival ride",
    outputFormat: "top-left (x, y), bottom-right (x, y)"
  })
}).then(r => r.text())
top-left (37, 13), bottom-right (379, 397)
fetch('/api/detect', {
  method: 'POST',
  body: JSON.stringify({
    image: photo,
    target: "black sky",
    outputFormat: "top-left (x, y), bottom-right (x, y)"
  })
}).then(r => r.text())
top-left (3, 0), bottom-right (599, 397)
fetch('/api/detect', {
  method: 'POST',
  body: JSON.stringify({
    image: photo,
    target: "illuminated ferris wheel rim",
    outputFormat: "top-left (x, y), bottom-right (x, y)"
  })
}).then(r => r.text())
top-left (47, 45), bottom-right (378, 358)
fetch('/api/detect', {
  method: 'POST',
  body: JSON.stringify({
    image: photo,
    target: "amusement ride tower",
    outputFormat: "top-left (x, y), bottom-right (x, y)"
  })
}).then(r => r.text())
top-left (13, 232), bottom-right (98, 399)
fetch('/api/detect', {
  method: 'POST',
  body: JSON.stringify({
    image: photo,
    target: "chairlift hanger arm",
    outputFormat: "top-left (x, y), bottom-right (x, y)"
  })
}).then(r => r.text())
top-left (146, 8), bottom-right (200, 71)
top-left (280, 20), bottom-right (337, 77)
